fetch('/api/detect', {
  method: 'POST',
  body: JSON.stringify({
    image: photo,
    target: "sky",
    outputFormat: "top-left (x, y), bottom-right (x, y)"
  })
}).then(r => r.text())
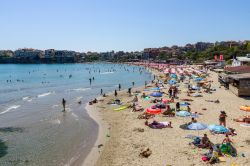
top-left (0, 0), bottom-right (250, 52)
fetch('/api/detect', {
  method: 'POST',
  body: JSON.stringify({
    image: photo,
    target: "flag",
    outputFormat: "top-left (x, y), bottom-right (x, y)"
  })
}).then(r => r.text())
top-left (219, 54), bottom-right (223, 60)
top-left (214, 55), bottom-right (217, 60)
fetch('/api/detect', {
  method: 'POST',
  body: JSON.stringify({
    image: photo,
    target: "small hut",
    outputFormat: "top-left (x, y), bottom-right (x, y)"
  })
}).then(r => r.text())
top-left (228, 73), bottom-right (250, 96)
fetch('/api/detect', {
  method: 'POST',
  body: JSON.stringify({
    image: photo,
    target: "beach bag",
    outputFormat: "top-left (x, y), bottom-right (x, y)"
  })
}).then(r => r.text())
top-left (201, 156), bottom-right (208, 161)
top-left (193, 137), bottom-right (201, 145)
top-left (220, 143), bottom-right (231, 154)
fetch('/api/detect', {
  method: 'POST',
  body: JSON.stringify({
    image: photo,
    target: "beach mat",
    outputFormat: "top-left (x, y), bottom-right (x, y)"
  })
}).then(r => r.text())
top-left (113, 105), bottom-right (128, 111)
top-left (240, 123), bottom-right (250, 127)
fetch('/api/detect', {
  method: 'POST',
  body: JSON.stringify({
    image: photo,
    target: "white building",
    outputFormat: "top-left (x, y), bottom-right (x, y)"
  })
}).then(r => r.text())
top-left (232, 54), bottom-right (250, 66)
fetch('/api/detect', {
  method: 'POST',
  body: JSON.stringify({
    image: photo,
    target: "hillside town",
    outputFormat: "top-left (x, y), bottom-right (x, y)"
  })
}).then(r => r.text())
top-left (0, 40), bottom-right (250, 64)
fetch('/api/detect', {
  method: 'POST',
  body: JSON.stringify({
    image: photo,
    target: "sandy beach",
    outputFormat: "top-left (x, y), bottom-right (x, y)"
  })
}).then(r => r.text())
top-left (84, 68), bottom-right (250, 166)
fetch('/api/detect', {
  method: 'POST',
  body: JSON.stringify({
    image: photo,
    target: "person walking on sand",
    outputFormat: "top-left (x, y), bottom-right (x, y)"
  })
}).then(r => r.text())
top-left (118, 84), bottom-right (121, 91)
top-left (219, 111), bottom-right (227, 127)
top-left (114, 90), bottom-right (117, 97)
top-left (101, 88), bottom-right (103, 95)
top-left (62, 98), bottom-right (66, 112)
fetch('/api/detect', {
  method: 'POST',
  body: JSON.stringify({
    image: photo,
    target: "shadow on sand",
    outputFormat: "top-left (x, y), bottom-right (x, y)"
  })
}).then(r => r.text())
top-left (179, 124), bottom-right (189, 130)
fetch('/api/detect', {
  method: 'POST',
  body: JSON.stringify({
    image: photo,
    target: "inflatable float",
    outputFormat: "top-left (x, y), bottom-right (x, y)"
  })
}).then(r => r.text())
top-left (240, 106), bottom-right (250, 112)
top-left (114, 105), bottom-right (128, 111)
top-left (146, 107), bottom-right (162, 114)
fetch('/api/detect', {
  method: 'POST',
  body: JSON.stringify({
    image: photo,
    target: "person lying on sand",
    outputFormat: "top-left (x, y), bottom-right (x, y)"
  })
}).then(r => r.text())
top-left (205, 99), bottom-right (220, 103)
top-left (233, 116), bottom-right (250, 123)
top-left (132, 103), bottom-right (144, 112)
top-left (162, 105), bottom-right (175, 117)
top-left (180, 98), bottom-right (194, 101)
top-left (145, 120), bottom-right (172, 129)
top-left (107, 99), bottom-right (121, 105)
top-left (137, 113), bottom-right (155, 119)
top-left (150, 98), bottom-right (162, 103)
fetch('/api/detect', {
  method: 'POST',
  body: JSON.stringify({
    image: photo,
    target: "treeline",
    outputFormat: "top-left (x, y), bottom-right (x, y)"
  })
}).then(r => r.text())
top-left (158, 42), bottom-right (250, 63)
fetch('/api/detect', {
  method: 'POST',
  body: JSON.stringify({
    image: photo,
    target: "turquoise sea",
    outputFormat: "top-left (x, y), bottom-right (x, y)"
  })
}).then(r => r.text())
top-left (0, 63), bottom-right (152, 166)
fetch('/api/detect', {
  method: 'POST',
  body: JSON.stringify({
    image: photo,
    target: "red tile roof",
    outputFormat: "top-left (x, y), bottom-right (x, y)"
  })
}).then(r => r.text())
top-left (224, 66), bottom-right (250, 73)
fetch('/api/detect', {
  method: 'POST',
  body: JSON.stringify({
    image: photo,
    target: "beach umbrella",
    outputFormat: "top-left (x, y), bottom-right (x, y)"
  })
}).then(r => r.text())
top-left (191, 85), bottom-right (200, 90)
top-left (150, 92), bottom-right (163, 97)
top-left (208, 124), bottom-right (229, 133)
top-left (194, 77), bottom-right (203, 82)
top-left (170, 73), bottom-right (177, 78)
top-left (150, 87), bottom-right (161, 91)
top-left (187, 123), bottom-right (207, 130)
top-left (180, 102), bottom-right (188, 106)
top-left (168, 79), bottom-right (177, 85)
top-left (176, 111), bottom-right (191, 117)
top-left (191, 113), bottom-right (199, 118)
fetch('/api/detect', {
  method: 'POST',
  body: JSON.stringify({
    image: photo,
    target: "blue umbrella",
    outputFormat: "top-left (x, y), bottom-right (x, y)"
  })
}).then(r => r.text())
top-left (176, 111), bottom-right (191, 117)
top-left (170, 74), bottom-right (177, 78)
top-left (191, 113), bottom-right (199, 118)
top-left (194, 77), bottom-right (203, 82)
top-left (168, 79), bottom-right (177, 85)
top-left (187, 123), bottom-right (207, 130)
top-left (150, 92), bottom-right (163, 97)
top-left (208, 124), bottom-right (229, 133)
top-left (191, 86), bottom-right (200, 90)
top-left (180, 102), bottom-right (188, 106)
top-left (150, 87), bottom-right (160, 91)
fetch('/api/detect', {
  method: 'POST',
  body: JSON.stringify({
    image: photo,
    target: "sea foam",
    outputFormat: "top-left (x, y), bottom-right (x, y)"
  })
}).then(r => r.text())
top-left (67, 88), bottom-right (91, 92)
top-left (100, 72), bottom-right (114, 74)
top-left (0, 105), bottom-right (21, 115)
top-left (37, 91), bottom-right (54, 98)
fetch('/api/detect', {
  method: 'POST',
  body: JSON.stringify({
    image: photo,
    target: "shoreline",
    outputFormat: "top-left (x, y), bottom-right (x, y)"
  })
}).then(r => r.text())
top-left (82, 66), bottom-right (154, 166)
top-left (81, 102), bottom-right (109, 166)
top-left (82, 88), bottom-right (149, 166)
top-left (81, 68), bottom-right (155, 166)
top-left (81, 67), bottom-right (157, 166)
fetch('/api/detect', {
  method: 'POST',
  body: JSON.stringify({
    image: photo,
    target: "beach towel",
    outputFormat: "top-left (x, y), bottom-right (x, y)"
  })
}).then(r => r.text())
top-left (192, 93), bottom-right (202, 97)
top-left (148, 121), bottom-right (170, 129)
top-left (185, 134), bottom-right (200, 140)
top-left (240, 123), bottom-right (250, 127)
top-left (220, 143), bottom-right (232, 154)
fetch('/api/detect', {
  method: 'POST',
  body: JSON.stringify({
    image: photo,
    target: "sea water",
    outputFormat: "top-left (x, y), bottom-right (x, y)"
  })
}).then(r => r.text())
top-left (0, 63), bottom-right (152, 166)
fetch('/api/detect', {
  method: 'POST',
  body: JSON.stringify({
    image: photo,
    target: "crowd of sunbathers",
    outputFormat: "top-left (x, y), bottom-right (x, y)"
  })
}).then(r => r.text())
top-left (190, 133), bottom-right (237, 164)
